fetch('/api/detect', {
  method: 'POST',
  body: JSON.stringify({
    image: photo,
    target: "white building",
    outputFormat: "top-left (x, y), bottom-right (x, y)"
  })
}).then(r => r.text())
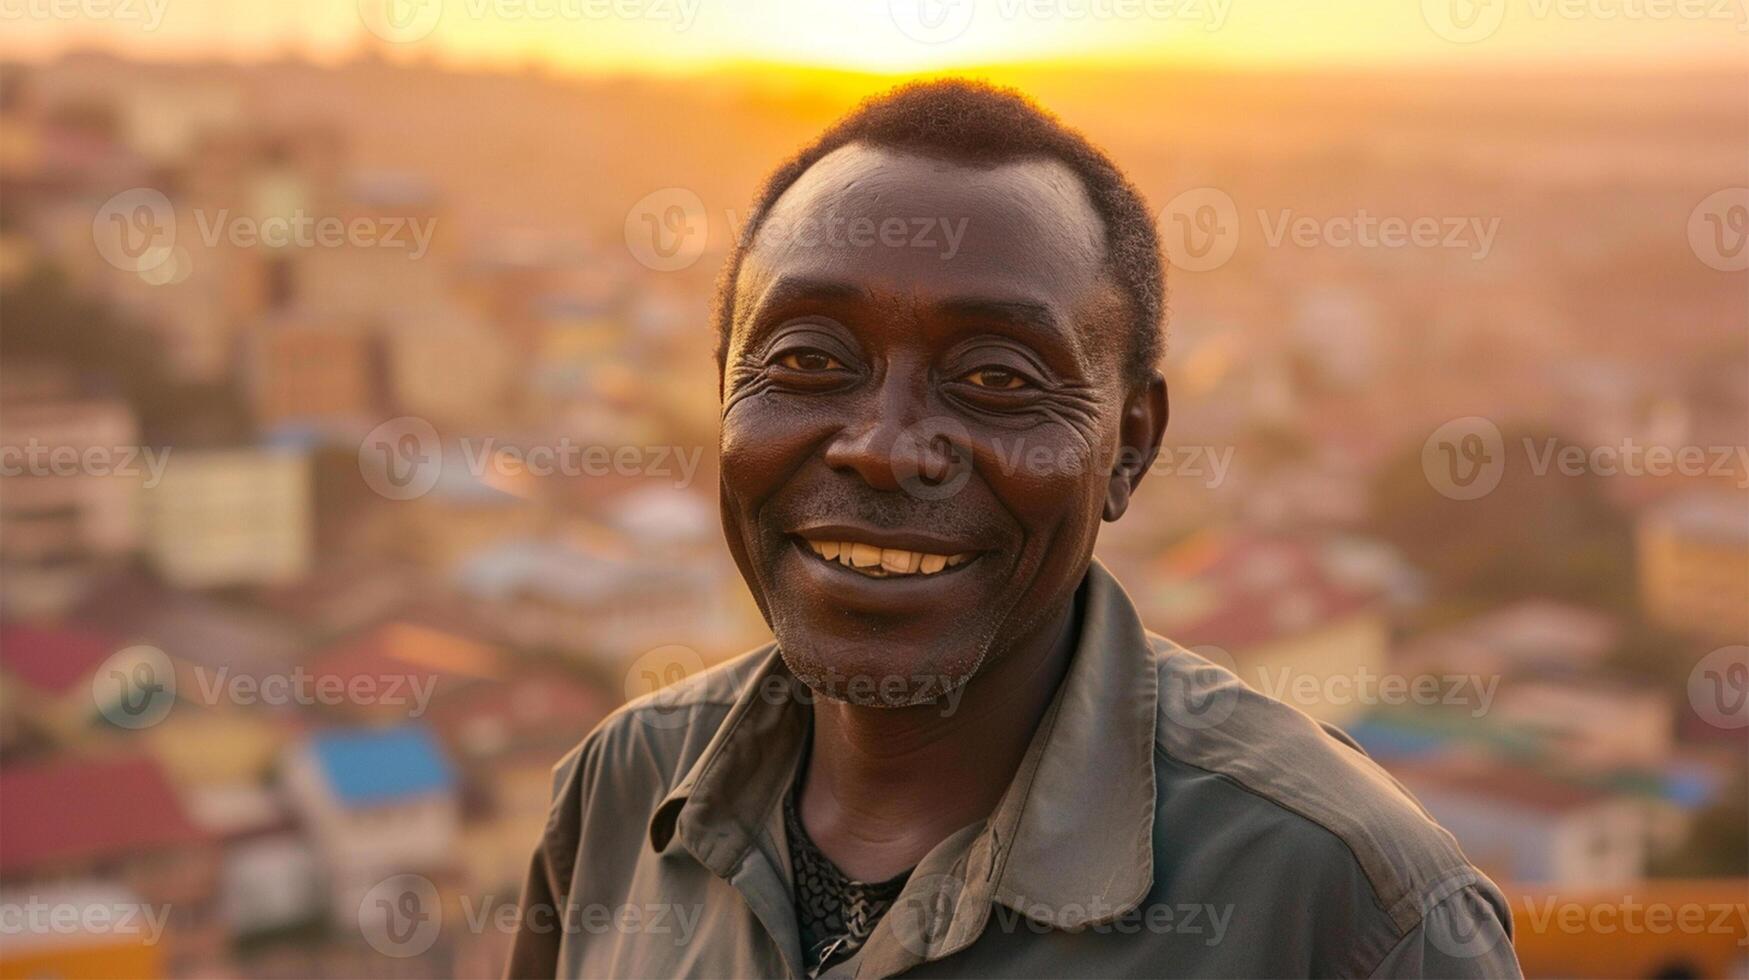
top-left (281, 725), bottom-right (459, 925)
top-left (1396, 759), bottom-right (1649, 886)
top-left (140, 446), bottom-right (311, 588)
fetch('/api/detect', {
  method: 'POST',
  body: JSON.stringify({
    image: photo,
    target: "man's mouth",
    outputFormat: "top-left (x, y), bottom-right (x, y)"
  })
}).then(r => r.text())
top-left (797, 537), bottom-right (977, 579)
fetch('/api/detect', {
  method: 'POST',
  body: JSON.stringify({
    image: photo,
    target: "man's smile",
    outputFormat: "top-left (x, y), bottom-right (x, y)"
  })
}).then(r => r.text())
top-left (787, 523), bottom-right (982, 579)
top-left (775, 517), bottom-right (1002, 616)
top-left (795, 537), bottom-right (977, 578)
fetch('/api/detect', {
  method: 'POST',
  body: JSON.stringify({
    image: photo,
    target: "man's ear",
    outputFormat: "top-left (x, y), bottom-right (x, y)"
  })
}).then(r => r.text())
top-left (1103, 372), bottom-right (1168, 522)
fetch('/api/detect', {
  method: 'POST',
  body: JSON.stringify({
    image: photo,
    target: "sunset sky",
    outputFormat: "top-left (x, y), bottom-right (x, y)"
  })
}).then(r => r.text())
top-left (2, 0), bottom-right (1744, 73)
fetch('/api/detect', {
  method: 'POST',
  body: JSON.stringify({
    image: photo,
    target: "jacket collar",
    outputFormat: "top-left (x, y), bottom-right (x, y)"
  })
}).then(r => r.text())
top-left (647, 558), bottom-right (1159, 933)
top-left (985, 558), bottom-right (1158, 926)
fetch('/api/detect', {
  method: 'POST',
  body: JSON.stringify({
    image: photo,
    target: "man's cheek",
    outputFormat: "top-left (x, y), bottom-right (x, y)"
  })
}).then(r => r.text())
top-left (976, 435), bottom-right (1103, 521)
top-left (718, 406), bottom-right (813, 504)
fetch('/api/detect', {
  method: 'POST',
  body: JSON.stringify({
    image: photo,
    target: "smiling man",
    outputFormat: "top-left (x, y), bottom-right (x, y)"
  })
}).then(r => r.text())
top-left (508, 80), bottom-right (1518, 979)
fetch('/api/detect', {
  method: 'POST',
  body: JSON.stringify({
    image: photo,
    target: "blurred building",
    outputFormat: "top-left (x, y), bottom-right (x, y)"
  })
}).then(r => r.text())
top-left (454, 534), bottom-right (754, 665)
top-left (215, 833), bottom-right (323, 942)
top-left (1636, 491), bottom-right (1749, 640)
top-left (426, 667), bottom-right (613, 891)
top-left (381, 306), bottom-right (515, 429)
top-left (527, 301), bottom-right (624, 409)
top-left (1140, 530), bottom-right (1390, 726)
top-left (73, 575), bottom-right (307, 680)
top-left (282, 725), bottom-right (460, 926)
top-left (241, 313), bottom-right (382, 434)
top-left (140, 447), bottom-right (312, 588)
top-left (143, 703), bottom-right (291, 792)
top-left (177, 779), bottom-right (324, 944)
top-left (458, 234), bottom-right (626, 359)
top-left (0, 755), bottom-right (222, 972)
top-left (359, 446), bottom-right (541, 571)
top-left (181, 123), bottom-right (346, 328)
top-left (1395, 758), bottom-right (1650, 886)
top-left (0, 391), bottom-right (142, 618)
top-left (1397, 599), bottom-right (1619, 680)
top-left (0, 623), bottom-right (120, 747)
top-left (0, 882), bottom-right (165, 979)
top-left (300, 620), bottom-right (503, 723)
top-left (304, 171), bottom-right (452, 319)
top-left (1491, 677), bottom-right (1675, 769)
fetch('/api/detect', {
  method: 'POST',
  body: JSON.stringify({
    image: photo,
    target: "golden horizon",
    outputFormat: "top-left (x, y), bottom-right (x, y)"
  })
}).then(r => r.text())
top-left (1, 0), bottom-right (1743, 77)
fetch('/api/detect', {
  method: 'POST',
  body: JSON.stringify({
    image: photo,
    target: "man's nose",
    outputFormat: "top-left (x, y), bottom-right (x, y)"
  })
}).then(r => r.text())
top-left (822, 380), bottom-right (965, 494)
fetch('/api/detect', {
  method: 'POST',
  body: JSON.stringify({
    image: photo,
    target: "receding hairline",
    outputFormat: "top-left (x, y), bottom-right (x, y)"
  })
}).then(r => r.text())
top-left (712, 78), bottom-right (1165, 389)
top-left (726, 141), bottom-right (1115, 326)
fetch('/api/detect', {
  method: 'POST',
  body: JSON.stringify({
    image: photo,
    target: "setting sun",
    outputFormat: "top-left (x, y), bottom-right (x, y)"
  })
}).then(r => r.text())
top-left (1, 0), bottom-right (1743, 73)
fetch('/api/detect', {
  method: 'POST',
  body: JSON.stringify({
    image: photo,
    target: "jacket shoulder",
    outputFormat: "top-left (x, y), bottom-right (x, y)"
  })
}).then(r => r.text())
top-left (547, 643), bottom-right (775, 804)
top-left (529, 645), bottom-right (775, 887)
top-left (1147, 633), bottom-right (1498, 935)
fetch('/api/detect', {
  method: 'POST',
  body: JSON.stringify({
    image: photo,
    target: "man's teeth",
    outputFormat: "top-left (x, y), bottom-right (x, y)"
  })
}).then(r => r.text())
top-left (804, 539), bottom-right (972, 576)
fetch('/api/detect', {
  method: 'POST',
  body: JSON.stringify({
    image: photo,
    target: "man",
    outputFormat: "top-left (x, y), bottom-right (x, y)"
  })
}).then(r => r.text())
top-left (508, 80), bottom-right (1519, 978)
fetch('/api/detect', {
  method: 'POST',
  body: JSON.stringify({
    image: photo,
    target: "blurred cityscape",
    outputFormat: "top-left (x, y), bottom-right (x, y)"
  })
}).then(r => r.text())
top-left (0, 45), bottom-right (1746, 979)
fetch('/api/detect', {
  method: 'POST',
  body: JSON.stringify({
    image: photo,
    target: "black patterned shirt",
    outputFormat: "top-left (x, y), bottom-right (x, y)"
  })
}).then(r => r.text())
top-left (783, 787), bottom-right (913, 977)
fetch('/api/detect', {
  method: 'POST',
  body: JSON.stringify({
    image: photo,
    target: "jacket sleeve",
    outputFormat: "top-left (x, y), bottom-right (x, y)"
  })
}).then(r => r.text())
top-left (1367, 884), bottom-right (1522, 979)
top-left (505, 844), bottom-right (564, 979)
top-left (504, 745), bottom-right (590, 979)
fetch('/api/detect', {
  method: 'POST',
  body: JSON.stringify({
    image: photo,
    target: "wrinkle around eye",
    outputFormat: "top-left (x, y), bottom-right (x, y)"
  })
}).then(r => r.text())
top-left (722, 360), bottom-right (774, 418)
top-left (1043, 384), bottom-right (1107, 453)
top-left (959, 383), bottom-right (1104, 453)
top-left (1034, 402), bottom-right (1103, 456)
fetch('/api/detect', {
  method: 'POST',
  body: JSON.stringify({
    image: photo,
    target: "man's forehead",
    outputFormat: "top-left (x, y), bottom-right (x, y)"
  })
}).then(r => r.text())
top-left (733, 143), bottom-right (1115, 345)
top-left (756, 142), bottom-right (1105, 257)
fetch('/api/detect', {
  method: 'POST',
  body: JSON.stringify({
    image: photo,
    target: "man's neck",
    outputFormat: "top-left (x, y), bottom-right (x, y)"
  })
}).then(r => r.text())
top-left (796, 590), bottom-right (1082, 882)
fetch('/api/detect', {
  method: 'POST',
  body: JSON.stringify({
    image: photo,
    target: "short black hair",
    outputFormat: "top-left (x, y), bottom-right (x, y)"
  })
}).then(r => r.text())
top-left (712, 78), bottom-right (1165, 388)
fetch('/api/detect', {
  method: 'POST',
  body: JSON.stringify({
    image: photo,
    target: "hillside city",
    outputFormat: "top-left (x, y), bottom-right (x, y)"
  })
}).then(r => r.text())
top-left (0, 49), bottom-right (1745, 978)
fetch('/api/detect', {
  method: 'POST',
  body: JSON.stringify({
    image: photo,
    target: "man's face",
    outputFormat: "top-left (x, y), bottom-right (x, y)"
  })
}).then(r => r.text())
top-left (719, 143), bottom-right (1148, 705)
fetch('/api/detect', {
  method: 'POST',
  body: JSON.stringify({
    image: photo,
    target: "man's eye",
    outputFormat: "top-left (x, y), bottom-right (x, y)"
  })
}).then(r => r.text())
top-left (777, 351), bottom-right (845, 372)
top-left (962, 366), bottom-right (1030, 390)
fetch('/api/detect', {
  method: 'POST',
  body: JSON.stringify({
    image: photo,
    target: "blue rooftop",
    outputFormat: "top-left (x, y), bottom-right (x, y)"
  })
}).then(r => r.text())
top-left (1658, 765), bottom-right (1723, 809)
top-left (308, 726), bottom-right (455, 808)
top-left (1346, 719), bottom-right (1451, 760)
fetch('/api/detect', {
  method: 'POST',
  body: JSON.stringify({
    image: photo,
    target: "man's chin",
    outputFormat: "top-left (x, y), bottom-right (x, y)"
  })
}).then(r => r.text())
top-left (773, 630), bottom-right (989, 709)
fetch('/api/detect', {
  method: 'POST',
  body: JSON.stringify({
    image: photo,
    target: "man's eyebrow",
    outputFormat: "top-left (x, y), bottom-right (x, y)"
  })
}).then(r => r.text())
top-left (936, 296), bottom-right (1082, 359)
top-left (743, 275), bottom-right (872, 324)
top-left (938, 297), bottom-right (1060, 332)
